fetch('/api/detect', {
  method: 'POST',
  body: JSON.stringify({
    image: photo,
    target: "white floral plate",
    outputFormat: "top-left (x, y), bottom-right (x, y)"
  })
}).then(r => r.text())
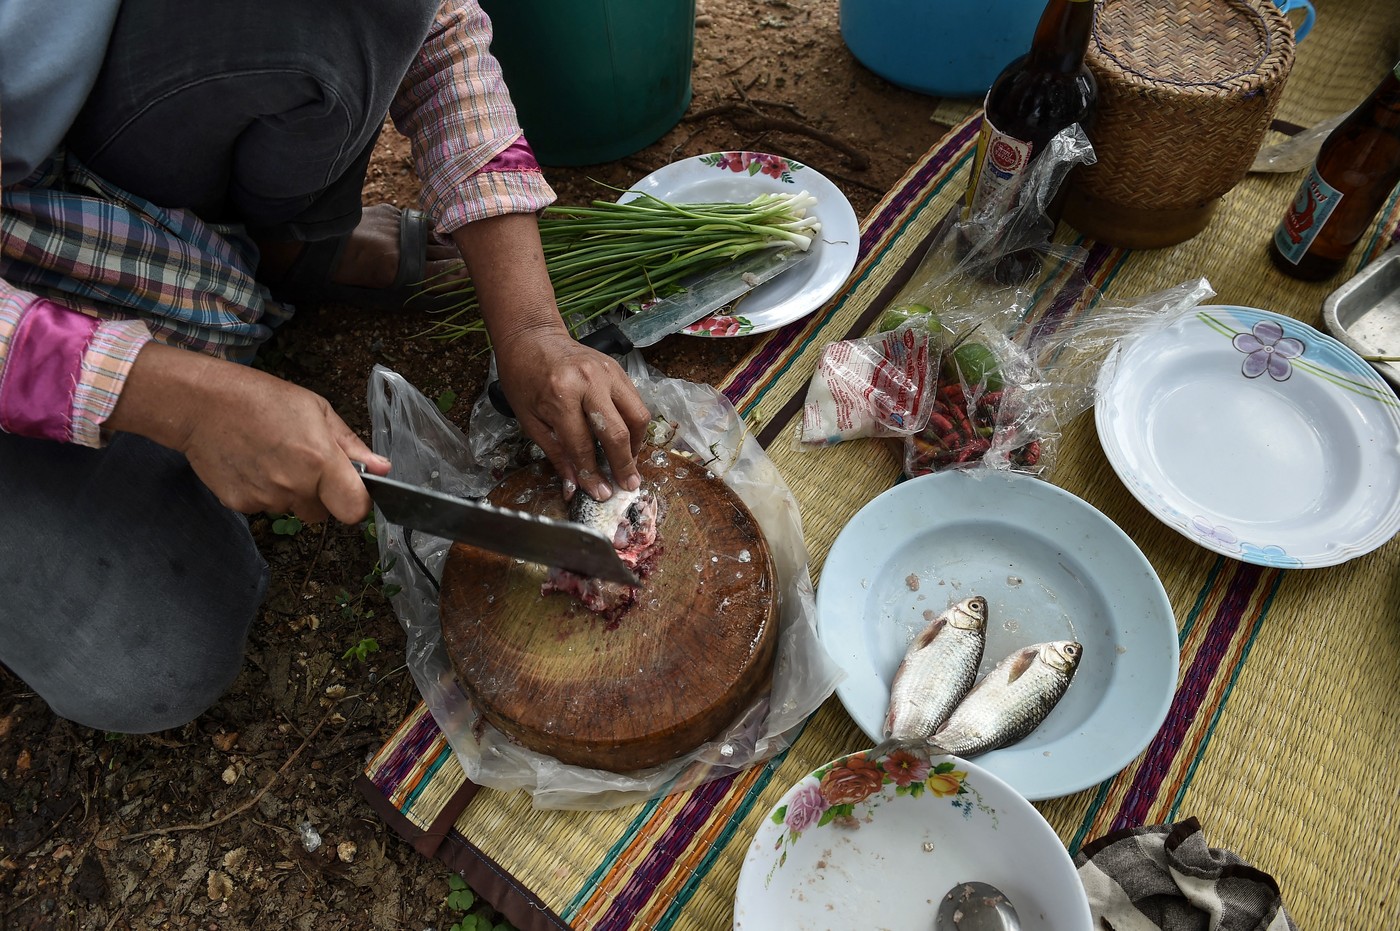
top-left (1095, 305), bottom-right (1400, 568)
top-left (815, 469), bottom-right (1178, 801)
top-left (732, 746), bottom-right (1092, 930)
top-left (619, 151), bottom-right (859, 337)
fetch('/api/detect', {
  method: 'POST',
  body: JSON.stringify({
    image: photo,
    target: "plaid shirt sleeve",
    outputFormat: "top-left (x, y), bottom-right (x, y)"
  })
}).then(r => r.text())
top-left (0, 117), bottom-right (153, 449)
top-left (390, 0), bottom-right (557, 234)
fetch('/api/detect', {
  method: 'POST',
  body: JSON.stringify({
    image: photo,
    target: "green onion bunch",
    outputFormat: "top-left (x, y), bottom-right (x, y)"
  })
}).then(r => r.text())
top-left (419, 190), bottom-right (821, 339)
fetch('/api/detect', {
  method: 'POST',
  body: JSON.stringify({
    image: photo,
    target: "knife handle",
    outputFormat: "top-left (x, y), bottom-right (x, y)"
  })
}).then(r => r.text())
top-left (577, 322), bottom-right (635, 357)
top-left (487, 379), bottom-right (514, 418)
top-left (485, 323), bottom-right (636, 420)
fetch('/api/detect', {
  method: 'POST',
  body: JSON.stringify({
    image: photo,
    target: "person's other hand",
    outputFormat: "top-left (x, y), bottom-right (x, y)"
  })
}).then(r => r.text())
top-left (108, 343), bottom-right (389, 522)
top-left (450, 212), bottom-right (652, 501)
top-left (492, 322), bottom-right (651, 500)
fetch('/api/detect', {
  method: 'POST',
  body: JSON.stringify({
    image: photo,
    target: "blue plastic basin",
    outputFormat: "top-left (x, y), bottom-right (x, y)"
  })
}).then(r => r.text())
top-left (839, 0), bottom-right (1044, 99)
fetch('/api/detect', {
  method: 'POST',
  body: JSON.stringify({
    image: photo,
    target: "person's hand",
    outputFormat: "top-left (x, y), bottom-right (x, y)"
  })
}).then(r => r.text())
top-left (492, 321), bottom-right (651, 500)
top-left (108, 342), bottom-right (389, 522)
top-left (450, 212), bottom-right (652, 500)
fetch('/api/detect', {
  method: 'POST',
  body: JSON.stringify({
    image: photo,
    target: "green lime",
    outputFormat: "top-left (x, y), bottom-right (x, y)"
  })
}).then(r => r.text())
top-left (946, 341), bottom-right (1004, 391)
top-left (879, 302), bottom-right (939, 332)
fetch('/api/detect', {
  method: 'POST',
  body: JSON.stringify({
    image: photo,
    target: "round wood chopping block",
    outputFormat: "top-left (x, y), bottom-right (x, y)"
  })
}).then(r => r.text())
top-left (438, 448), bottom-right (779, 773)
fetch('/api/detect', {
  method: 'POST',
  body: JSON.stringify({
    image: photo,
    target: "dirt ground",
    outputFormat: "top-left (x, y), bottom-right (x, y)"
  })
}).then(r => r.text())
top-left (0, 2), bottom-right (954, 928)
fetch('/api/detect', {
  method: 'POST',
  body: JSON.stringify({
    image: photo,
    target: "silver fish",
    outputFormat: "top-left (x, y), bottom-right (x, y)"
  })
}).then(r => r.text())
top-left (543, 482), bottom-right (661, 617)
top-left (883, 596), bottom-right (988, 740)
top-left (931, 640), bottom-right (1082, 757)
top-left (567, 485), bottom-right (658, 555)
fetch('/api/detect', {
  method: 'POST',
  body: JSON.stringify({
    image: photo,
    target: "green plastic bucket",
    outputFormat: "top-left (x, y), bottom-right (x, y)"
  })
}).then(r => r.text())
top-left (480, 0), bottom-right (696, 166)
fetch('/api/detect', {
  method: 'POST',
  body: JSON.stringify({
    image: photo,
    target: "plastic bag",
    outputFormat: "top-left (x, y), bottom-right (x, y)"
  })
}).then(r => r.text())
top-left (901, 277), bottom-right (1217, 478)
top-left (364, 357), bottom-right (844, 811)
top-left (799, 124), bottom-right (1214, 477)
top-left (793, 127), bottom-right (1098, 452)
top-left (1250, 112), bottom-right (1349, 174)
top-left (797, 320), bottom-right (938, 446)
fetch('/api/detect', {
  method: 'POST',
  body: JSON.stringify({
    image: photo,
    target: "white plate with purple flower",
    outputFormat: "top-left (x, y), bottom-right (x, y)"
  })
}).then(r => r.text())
top-left (1095, 304), bottom-right (1400, 568)
top-left (620, 151), bottom-right (859, 337)
top-left (732, 745), bottom-right (1092, 930)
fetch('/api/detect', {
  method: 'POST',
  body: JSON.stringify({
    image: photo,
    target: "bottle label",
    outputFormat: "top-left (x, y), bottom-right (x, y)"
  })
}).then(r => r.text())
top-left (965, 108), bottom-right (1034, 218)
top-left (1273, 165), bottom-right (1343, 265)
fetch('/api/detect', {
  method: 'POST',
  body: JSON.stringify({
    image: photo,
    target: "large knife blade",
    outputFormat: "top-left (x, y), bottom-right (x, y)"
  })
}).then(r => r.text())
top-left (488, 246), bottom-right (813, 416)
top-left (585, 244), bottom-right (814, 353)
top-left (356, 465), bottom-right (639, 585)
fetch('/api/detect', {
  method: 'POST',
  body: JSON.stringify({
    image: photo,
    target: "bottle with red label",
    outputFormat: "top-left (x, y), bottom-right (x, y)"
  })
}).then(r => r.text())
top-left (1270, 60), bottom-right (1400, 281)
top-left (964, 0), bottom-right (1097, 222)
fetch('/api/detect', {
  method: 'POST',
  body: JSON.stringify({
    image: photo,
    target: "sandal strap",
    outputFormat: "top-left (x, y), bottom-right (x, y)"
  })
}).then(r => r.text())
top-left (391, 208), bottom-right (430, 290)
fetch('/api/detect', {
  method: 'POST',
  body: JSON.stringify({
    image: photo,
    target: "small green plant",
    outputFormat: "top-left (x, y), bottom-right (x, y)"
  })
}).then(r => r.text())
top-left (342, 637), bottom-right (380, 663)
top-left (445, 875), bottom-right (518, 931)
top-left (435, 388), bottom-right (459, 414)
top-left (336, 556), bottom-right (401, 622)
top-left (337, 553), bottom-right (401, 665)
top-left (271, 514), bottom-right (304, 536)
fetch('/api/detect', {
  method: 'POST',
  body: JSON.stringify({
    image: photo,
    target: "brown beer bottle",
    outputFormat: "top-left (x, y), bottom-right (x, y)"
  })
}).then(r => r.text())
top-left (964, 0), bottom-right (1097, 222)
top-left (1270, 61), bottom-right (1400, 281)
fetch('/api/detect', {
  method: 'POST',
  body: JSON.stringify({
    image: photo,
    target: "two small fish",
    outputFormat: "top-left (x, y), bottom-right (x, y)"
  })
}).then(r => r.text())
top-left (882, 595), bottom-right (1082, 757)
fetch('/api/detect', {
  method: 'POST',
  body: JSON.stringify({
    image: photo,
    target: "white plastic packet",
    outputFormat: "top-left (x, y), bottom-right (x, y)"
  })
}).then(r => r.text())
top-left (798, 321), bottom-right (937, 446)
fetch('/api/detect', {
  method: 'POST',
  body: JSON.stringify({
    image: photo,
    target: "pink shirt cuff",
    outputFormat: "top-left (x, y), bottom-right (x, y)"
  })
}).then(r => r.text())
top-left (427, 135), bottom-right (556, 234)
top-left (0, 298), bottom-right (150, 447)
top-left (0, 298), bottom-right (98, 442)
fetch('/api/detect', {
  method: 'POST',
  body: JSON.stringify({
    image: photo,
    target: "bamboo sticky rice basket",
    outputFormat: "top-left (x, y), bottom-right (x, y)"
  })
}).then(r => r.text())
top-left (1063, 0), bottom-right (1298, 248)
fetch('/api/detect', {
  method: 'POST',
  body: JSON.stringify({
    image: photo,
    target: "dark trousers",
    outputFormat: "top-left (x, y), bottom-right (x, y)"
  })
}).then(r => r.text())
top-left (0, 0), bottom-right (442, 732)
top-left (66, 0), bottom-right (442, 241)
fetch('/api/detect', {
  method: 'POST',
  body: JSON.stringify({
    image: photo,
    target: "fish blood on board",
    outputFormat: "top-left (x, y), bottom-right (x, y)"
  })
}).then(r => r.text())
top-left (541, 481), bottom-right (661, 619)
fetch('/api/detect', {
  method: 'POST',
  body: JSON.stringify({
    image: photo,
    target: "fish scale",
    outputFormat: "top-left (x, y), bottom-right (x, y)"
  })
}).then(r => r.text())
top-left (883, 596), bottom-right (988, 740)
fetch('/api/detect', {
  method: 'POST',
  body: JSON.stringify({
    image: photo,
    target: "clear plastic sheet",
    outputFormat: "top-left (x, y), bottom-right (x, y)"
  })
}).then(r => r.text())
top-left (364, 359), bottom-right (844, 810)
top-left (1250, 112), bottom-right (1349, 174)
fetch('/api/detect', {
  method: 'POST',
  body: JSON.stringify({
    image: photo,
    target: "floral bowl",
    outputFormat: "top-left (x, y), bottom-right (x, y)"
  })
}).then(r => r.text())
top-left (732, 745), bottom-right (1092, 930)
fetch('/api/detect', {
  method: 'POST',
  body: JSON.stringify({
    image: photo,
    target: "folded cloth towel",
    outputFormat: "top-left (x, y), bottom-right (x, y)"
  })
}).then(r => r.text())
top-left (1074, 817), bottom-right (1298, 931)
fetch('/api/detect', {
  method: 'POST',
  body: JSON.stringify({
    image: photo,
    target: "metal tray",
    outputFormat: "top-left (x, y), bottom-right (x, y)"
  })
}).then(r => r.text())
top-left (1323, 247), bottom-right (1400, 390)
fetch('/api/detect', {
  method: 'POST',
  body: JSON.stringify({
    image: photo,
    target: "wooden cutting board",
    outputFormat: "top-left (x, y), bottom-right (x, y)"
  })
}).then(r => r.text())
top-left (438, 448), bottom-right (779, 773)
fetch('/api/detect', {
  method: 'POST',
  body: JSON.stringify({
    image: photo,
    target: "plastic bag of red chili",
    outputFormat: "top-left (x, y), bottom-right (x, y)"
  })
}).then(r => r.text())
top-left (899, 278), bottom-right (1218, 478)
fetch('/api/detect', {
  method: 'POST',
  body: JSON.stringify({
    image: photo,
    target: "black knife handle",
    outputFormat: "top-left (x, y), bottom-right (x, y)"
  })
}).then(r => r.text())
top-left (485, 322), bottom-right (636, 420)
top-left (577, 322), bottom-right (635, 357)
top-left (487, 379), bottom-right (514, 417)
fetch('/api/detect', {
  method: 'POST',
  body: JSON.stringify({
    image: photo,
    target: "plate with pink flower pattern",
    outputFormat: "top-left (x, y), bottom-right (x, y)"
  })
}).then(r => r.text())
top-left (620, 151), bottom-right (859, 337)
top-left (1096, 304), bottom-right (1400, 568)
top-left (732, 745), bottom-right (1091, 930)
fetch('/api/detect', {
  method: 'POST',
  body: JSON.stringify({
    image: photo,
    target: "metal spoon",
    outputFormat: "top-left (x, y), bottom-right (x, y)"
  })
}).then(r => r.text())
top-left (935, 880), bottom-right (1020, 931)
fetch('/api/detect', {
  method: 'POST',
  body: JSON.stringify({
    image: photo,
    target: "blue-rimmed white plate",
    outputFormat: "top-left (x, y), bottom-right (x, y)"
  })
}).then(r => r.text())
top-left (815, 469), bottom-right (1178, 802)
top-left (1095, 304), bottom-right (1400, 568)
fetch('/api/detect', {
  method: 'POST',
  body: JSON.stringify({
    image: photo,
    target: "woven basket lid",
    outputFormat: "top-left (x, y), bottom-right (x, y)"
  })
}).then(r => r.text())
top-left (1076, 0), bottom-right (1296, 212)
